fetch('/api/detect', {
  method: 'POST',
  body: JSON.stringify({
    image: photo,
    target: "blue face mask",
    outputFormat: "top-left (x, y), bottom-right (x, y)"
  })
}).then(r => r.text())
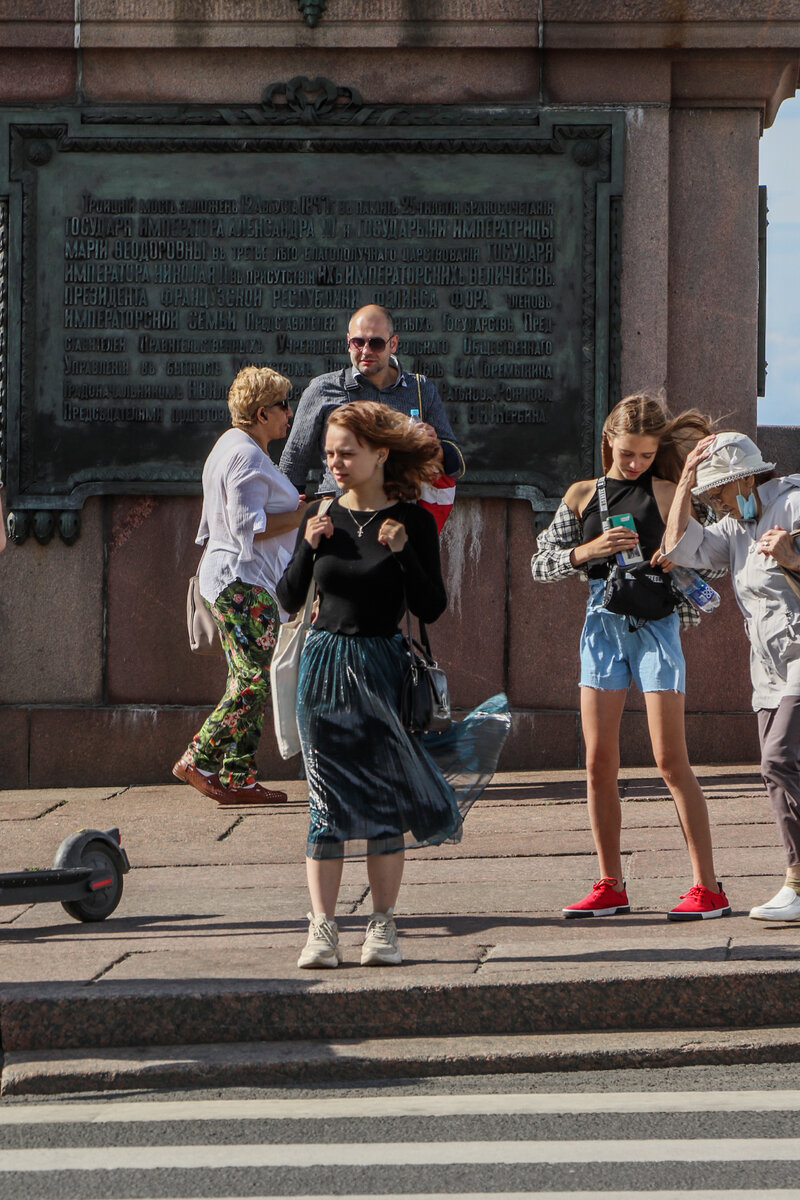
top-left (736, 487), bottom-right (758, 521)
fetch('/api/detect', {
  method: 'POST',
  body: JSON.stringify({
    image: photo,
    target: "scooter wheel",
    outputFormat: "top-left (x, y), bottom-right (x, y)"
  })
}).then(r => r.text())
top-left (61, 840), bottom-right (124, 922)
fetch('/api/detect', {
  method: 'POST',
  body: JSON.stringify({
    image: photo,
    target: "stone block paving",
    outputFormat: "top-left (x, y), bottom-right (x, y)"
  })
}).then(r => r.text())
top-left (0, 765), bottom-right (797, 986)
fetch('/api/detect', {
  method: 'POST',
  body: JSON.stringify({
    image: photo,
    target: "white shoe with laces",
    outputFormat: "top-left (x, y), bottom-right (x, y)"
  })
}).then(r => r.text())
top-left (297, 912), bottom-right (342, 968)
top-left (360, 908), bottom-right (402, 966)
top-left (749, 885), bottom-right (800, 922)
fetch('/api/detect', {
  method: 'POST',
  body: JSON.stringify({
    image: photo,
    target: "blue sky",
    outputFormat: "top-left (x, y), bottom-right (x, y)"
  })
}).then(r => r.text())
top-left (759, 98), bottom-right (800, 427)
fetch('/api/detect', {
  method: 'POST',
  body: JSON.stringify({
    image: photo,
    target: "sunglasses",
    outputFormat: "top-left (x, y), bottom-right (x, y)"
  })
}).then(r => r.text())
top-left (264, 399), bottom-right (291, 412)
top-left (347, 336), bottom-right (391, 353)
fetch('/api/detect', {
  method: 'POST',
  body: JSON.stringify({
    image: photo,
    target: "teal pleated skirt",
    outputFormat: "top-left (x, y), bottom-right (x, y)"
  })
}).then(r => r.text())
top-left (296, 628), bottom-right (511, 859)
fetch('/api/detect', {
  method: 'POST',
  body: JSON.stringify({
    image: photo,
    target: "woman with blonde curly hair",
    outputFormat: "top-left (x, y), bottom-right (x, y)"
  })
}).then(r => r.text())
top-left (277, 400), bottom-right (509, 970)
top-left (173, 365), bottom-right (306, 806)
top-left (532, 392), bottom-right (729, 921)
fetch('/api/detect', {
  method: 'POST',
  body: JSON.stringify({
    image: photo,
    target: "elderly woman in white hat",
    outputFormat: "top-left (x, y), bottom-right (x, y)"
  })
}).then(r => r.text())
top-left (664, 431), bottom-right (800, 922)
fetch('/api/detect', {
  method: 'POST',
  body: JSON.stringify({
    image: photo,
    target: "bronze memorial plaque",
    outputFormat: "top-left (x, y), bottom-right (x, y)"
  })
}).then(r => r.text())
top-left (0, 80), bottom-right (623, 541)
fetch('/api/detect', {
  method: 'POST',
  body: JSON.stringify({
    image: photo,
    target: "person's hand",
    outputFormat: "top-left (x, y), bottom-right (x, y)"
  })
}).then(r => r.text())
top-left (650, 548), bottom-right (674, 570)
top-left (377, 518), bottom-right (408, 553)
top-left (296, 497), bottom-right (309, 518)
top-left (757, 526), bottom-right (800, 569)
top-left (585, 527), bottom-right (639, 560)
top-left (304, 510), bottom-right (333, 549)
top-left (681, 434), bottom-right (716, 485)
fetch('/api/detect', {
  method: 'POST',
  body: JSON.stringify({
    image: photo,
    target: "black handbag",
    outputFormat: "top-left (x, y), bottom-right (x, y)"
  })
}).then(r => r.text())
top-left (603, 563), bottom-right (677, 628)
top-left (596, 476), bottom-right (678, 630)
top-left (399, 611), bottom-right (451, 734)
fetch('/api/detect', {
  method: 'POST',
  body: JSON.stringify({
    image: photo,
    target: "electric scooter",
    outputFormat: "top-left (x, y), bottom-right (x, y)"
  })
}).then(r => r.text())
top-left (0, 827), bottom-right (130, 922)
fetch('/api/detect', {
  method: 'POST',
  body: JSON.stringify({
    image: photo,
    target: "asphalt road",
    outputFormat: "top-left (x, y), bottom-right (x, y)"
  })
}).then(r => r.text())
top-left (1, 1063), bottom-right (800, 1199)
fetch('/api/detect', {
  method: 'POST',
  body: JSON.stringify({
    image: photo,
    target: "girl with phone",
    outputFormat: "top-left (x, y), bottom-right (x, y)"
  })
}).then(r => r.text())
top-left (531, 393), bottom-right (728, 920)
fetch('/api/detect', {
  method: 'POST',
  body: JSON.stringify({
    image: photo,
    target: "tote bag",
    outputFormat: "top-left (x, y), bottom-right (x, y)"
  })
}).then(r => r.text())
top-left (270, 498), bottom-right (332, 759)
top-left (187, 574), bottom-right (222, 655)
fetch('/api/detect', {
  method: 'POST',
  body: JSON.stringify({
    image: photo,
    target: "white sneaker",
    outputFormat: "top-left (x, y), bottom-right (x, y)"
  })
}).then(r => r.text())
top-left (749, 885), bottom-right (800, 922)
top-left (297, 912), bottom-right (342, 968)
top-left (360, 909), bottom-right (402, 966)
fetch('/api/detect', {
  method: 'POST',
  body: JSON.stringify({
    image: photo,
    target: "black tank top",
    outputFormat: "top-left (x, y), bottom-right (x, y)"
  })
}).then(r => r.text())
top-left (580, 468), bottom-right (666, 580)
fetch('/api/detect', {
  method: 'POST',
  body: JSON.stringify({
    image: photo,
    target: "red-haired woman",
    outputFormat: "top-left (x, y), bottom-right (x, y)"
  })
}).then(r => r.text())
top-left (277, 400), bottom-right (509, 970)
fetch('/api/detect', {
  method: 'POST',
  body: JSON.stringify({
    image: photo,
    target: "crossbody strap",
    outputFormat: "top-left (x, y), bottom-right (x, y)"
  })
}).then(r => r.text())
top-left (596, 476), bottom-right (611, 531)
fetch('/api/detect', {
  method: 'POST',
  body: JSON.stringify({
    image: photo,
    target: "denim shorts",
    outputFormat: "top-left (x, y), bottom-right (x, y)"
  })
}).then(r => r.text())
top-left (579, 579), bottom-right (686, 693)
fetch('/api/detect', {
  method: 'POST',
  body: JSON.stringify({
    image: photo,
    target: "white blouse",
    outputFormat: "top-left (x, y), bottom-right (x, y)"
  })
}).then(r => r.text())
top-left (196, 427), bottom-right (300, 621)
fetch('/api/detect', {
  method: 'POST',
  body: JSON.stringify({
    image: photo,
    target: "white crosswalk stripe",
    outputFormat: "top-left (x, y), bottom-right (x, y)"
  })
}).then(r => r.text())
top-left (1, 1088), bottom-right (798, 1124)
top-left (1, 1088), bottom-right (797, 1198)
top-left (3, 1137), bottom-right (800, 1171)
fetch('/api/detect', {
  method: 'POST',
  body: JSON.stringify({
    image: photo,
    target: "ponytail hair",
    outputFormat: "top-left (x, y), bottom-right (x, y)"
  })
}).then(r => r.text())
top-left (602, 392), bottom-right (714, 483)
top-left (327, 400), bottom-right (441, 501)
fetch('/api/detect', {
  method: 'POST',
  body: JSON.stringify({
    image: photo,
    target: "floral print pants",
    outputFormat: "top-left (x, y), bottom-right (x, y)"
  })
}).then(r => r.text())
top-left (186, 580), bottom-right (279, 787)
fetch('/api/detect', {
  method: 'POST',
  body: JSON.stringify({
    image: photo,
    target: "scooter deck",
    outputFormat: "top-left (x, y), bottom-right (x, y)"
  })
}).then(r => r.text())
top-left (0, 867), bottom-right (113, 906)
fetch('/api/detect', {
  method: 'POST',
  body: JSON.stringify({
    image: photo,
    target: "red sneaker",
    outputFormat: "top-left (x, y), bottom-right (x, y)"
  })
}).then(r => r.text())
top-left (562, 878), bottom-right (630, 918)
top-left (668, 882), bottom-right (731, 921)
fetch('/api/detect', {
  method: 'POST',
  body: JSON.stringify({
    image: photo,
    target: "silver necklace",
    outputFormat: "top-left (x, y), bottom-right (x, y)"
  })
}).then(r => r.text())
top-left (343, 503), bottom-right (382, 538)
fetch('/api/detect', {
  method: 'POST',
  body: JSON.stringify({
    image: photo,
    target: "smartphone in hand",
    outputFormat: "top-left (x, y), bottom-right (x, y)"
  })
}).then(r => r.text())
top-left (609, 513), bottom-right (643, 566)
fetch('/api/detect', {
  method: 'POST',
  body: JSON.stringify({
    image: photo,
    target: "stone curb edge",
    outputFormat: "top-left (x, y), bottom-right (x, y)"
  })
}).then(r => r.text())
top-left (2, 965), bottom-right (799, 1053)
top-left (5, 1026), bottom-right (800, 1096)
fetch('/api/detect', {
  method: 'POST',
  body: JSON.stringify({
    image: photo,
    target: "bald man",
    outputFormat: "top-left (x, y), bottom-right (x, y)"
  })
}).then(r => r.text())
top-left (279, 304), bottom-right (465, 496)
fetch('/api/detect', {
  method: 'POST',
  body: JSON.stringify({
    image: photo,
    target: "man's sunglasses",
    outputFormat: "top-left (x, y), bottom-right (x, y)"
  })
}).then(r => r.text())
top-left (264, 399), bottom-right (291, 412)
top-left (347, 336), bottom-right (391, 353)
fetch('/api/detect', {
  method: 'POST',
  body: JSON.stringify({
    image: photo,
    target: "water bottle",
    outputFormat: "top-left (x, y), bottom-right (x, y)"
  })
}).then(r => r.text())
top-left (409, 407), bottom-right (420, 426)
top-left (669, 566), bottom-right (720, 613)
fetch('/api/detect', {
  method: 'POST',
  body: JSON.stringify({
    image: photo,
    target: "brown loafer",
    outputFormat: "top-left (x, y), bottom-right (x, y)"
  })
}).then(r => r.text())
top-left (215, 782), bottom-right (288, 806)
top-left (172, 755), bottom-right (192, 784)
top-left (173, 759), bottom-right (227, 802)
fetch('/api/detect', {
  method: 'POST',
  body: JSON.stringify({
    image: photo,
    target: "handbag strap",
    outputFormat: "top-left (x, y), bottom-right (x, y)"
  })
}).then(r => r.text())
top-left (404, 606), bottom-right (434, 657)
top-left (596, 476), bottom-right (611, 531)
top-left (298, 496), bottom-right (334, 623)
top-left (196, 540), bottom-right (209, 571)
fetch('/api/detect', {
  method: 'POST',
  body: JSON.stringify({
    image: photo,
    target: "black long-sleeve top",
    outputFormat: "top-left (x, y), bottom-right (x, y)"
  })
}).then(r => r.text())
top-left (276, 498), bottom-right (447, 636)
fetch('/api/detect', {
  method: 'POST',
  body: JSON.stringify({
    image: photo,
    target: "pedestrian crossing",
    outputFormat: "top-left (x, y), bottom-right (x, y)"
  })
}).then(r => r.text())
top-left (0, 1088), bottom-right (798, 1199)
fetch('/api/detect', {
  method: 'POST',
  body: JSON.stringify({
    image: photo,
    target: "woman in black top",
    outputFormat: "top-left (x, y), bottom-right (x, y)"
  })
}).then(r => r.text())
top-left (277, 400), bottom-right (509, 970)
top-left (532, 393), bottom-right (729, 921)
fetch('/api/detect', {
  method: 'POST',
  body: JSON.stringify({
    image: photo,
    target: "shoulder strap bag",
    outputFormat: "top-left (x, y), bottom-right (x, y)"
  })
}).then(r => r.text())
top-left (596, 476), bottom-right (678, 631)
top-left (269, 498), bottom-right (333, 759)
top-left (187, 549), bottom-right (222, 655)
top-left (399, 602), bottom-right (451, 735)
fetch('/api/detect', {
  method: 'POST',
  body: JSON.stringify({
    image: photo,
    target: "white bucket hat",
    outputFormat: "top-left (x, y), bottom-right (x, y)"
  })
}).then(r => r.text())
top-left (691, 432), bottom-right (776, 497)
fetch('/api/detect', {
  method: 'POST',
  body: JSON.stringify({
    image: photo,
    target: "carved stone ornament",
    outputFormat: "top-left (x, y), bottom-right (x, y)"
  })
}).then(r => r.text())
top-left (261, 76), bottom-right (361, 124)
top-left (6, 510), bottom-right (29, 545)
top-left (80, 77), bottom-right (546, 128)
top-left (32, 510), bottom-right (56, 545)
top-left (5, 509), bottom-right (79, 545)
top-left (297, 0), bottom-right (326, 27)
